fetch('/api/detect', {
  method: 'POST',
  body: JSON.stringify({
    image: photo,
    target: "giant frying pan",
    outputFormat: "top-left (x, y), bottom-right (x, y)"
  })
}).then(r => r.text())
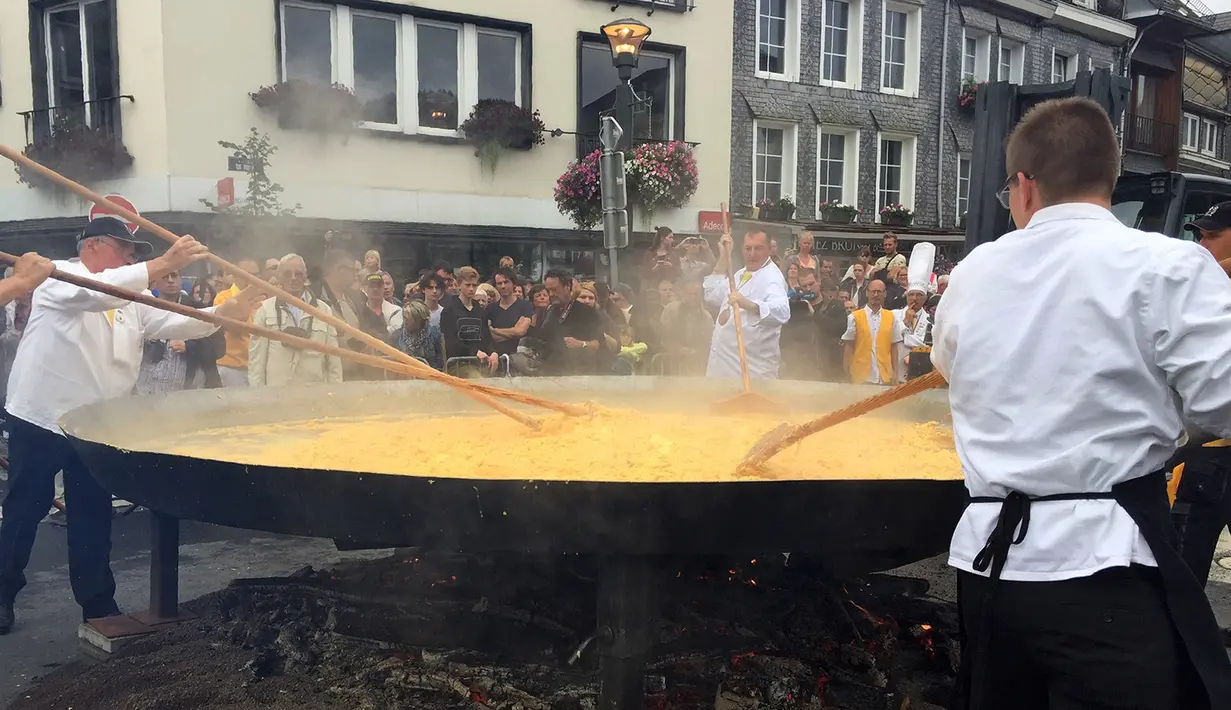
top-left (60, 377), bottom-right (965, 575)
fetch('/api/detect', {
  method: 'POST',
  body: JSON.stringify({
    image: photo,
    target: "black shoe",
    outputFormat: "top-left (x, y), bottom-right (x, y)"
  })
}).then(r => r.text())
top-left (82, 605), bottom-right (122, 624)
top-left (0, 603), bottom-right (13, 635)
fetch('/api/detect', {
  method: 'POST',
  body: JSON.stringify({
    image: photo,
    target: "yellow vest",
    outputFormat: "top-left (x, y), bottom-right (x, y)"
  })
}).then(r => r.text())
top-left (850, 308), bottom-right (895, 385)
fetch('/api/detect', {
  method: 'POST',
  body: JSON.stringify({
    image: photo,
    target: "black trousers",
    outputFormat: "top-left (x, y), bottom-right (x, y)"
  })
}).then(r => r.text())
top-left (0, 415), bottom-right (118, 618)
top-left (1173, 447), bottom-right (1231, 588)
top-left (957, 565), bottom-right (1196, 710)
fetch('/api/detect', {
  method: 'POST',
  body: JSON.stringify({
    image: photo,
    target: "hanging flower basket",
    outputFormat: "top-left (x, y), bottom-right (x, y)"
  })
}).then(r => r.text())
top-left (16, 118), bottom-right (133, 189)
top-left (250, 81), bottom-right (362, 133)
top-left (819, 201), bottom-right (859, 224)
top-left (461, 99), bottom-right (546, 174)
top-left (553, 141), bottom-right (699, 230)
top-left (880, 204), bottom-right (914, 227)
top-left (957, 77), bottom-right (982, 112)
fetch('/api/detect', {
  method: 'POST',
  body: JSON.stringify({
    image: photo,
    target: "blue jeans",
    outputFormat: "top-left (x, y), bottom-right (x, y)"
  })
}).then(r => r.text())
top-left (0, 415), bottom-right (118, 618)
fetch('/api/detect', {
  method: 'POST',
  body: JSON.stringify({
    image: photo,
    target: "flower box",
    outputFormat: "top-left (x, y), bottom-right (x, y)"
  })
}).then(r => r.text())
top-left (819, 201), bottom-right (859, 224)
top-left (882, 213), bottom-right (913, 227)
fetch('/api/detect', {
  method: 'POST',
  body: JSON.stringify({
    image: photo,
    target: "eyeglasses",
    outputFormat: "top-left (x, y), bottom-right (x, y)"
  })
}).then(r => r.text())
top-left (996, 172), bottom-right (1034, 210)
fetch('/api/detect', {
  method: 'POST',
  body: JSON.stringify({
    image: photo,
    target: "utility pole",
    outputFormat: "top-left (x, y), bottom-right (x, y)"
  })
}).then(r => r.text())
top-left (599, 116), bottom-right (628, 286)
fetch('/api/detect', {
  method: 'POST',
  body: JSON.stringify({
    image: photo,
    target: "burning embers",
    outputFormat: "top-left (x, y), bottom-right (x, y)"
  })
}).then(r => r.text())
top-left (190, 553), bottom-right (957, 709)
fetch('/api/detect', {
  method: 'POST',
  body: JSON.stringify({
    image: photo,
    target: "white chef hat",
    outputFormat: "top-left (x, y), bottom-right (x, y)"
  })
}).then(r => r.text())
top-left (906, 242), bottom-right (935, 296)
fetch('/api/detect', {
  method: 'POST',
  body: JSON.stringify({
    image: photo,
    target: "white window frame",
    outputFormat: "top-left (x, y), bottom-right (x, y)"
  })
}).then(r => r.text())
top-left (755, 0), bottom-right (800, 82)
top-left (752, 119), bottom-right (798, 205)
top-left (960, 28), bottom-right (991, 82)
top-left (43, 0), bottom-right (112, 130)
top-left (819, 0), bottom-right (862, 89)
top-left (880, 2), bottom-right (921, 97)
top-left (1051, 49), bottom-right (1075, 83)
top-left (875, 132), bottom-right (917, 219)
top-left (956, 153), bottom-right (971, 221)
top-left (1182, 113), bottom-right (1201, 151)
top-left (815, 125), bottom-right (860, 210)
top-left (278, 1), bottom-right (523, 137)
top-left (998, 39), bottom-right (1024, 84)
top-left (1201, 117), bottom-right (1219, 157)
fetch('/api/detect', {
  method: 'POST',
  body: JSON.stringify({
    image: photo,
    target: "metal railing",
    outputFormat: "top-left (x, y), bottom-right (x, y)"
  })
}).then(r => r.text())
top-left (1125, 114), bottom-right (1177, 157)
top-left (18, 95), bottom-right (134, 147)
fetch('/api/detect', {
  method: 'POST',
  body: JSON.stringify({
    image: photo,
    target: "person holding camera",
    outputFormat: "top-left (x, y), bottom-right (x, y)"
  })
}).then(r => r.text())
top-left (641, 227), bottom-right (681, 288)
top-left (678, 235), bottom-right (715, 282)
top-left (782, 270), bottom-right (848, 381)
top-left (249, 254), bottom-right (343, 387)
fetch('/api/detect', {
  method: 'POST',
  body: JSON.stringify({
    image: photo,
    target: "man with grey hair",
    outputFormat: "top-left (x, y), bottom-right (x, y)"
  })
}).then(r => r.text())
top-left (0, 218), bottom-right (257, 633)
top-left (249, 254), bottom-right (343, 387)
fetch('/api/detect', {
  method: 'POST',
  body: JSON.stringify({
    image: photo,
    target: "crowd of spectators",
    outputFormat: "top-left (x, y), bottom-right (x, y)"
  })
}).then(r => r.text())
top-left (0, 228), bottom-right (949, 400)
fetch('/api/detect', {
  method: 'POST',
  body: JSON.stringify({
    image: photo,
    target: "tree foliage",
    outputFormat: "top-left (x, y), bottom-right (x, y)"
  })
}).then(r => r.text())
top-left (202, 128), bottom-right (300, 216)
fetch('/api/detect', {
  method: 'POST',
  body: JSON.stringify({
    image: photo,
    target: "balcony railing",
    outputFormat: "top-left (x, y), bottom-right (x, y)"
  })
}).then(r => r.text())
top-left (18, 95), bottom-right (133, 147)
top-left (1125, 114), bottom-right (1177, 157)
top-left (575, 135), bottom-right (700, 159)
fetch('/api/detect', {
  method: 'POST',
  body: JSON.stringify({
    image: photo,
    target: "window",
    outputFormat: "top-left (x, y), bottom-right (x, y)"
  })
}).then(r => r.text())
top-left (1051, 50), bottom-right (1074, 83)
top-left (753, 121), bottom-right (797, 204)
top-left (816, 126), bottom-right (860, 208)
top-left (278, 2), bottom-right (524, 135)
top-left (961, 29), bottom-right (990, 82)
top-left (881, 3), bottom-right (920, 96)
top-left (956, 154), bottom-right (971, 220)
top-left (1182, 113), bottom-right (1200, 151)
top-left (1198, 117), bottom-right (1219, 157)
top-left (578, 41), bottom-right (677, 151)
top-left (756, 0), bottom-right (797, 80)
top-left (998, 40), bottom-right (1023, 84)
top-left (876, 133), bottom-right (917, 216)
top-left (42, 0), bottom-right (118, 130)
top-left (821, 0), bottom-right (859, 86)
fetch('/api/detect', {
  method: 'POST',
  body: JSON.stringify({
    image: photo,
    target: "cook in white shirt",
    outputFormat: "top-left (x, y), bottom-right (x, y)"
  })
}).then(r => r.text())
top-left (0, 218), bottom-right (257, 633)
top-left (703, 230), bottom-right (791, 380)
top-left (931, 98), bottom-right (1231, 710)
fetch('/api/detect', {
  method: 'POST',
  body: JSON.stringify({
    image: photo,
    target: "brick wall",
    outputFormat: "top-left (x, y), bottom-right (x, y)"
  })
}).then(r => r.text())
top-left (731, 0), bottom-right (1124, 229)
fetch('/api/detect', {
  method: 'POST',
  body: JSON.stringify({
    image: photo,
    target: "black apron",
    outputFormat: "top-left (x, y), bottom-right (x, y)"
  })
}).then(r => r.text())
top-left (954, 471), bottom-right (1231, 710)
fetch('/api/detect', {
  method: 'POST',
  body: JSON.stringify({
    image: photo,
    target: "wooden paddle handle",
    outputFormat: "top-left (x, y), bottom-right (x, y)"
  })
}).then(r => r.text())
top-left (0, 145), bottom-right (563, 423)
top-left (720, 203), bottom-right (753, 394)
top-left (0, 252), bottom-right (583, 424)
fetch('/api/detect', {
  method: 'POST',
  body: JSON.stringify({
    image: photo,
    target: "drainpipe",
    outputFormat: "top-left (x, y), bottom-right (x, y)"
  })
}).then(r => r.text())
top-left (936, 0), bottom-right (953, 227)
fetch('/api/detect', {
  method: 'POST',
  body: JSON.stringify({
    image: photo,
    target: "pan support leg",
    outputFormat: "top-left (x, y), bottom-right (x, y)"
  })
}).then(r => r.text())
top-left (128, 510), bottom-right (195, 627)
top-left (597, 554), bottom-right (654, 710)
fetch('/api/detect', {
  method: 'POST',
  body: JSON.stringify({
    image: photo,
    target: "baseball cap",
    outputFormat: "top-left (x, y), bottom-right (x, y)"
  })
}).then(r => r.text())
top-left (78, 217), bottom-right (153, 257)
top-left (1184, 202), bottom-right (1231, 234)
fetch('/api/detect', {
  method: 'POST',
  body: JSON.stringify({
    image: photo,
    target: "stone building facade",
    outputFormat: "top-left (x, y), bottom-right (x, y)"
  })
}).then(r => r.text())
top-left (731, 0), bottom-right (1135, 231)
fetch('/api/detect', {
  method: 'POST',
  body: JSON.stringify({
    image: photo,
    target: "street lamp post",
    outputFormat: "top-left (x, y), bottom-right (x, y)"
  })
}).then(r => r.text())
top-left (599, 18), bottom-right (651, 287)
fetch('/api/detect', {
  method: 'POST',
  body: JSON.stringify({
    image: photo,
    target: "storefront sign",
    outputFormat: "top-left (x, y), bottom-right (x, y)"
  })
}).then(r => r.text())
top-left (697, 210), bottom-right (726, 234)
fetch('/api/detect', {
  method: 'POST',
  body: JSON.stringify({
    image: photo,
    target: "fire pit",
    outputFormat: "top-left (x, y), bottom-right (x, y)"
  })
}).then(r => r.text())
top-left (58, 377), bottom-right (965, 709)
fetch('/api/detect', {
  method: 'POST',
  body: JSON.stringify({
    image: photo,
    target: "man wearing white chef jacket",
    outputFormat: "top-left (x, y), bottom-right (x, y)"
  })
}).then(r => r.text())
top-left (703, 230), bottom-right (790, 380)
top-left (932, 98), bottom-right (1231, 710)
top-left (0, 217), bottom-right (259, 635)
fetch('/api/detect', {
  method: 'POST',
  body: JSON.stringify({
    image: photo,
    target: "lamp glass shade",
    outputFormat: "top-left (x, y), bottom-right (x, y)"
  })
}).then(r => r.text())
top-left (601, 19), bottom-right (651, 59)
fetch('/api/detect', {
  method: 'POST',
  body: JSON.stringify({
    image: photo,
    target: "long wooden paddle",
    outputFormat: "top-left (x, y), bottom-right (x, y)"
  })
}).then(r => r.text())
top-left (0, 145), bottom-right (581, 426)
top-left (0, 251), bottom-right (591, 424)
top-left (711, 203), bottom-right (781, 415)
top-left (738, 370), bottom-right (947, 474)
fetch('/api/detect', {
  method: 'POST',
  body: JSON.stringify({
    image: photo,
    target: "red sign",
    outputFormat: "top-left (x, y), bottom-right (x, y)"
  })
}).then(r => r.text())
top-left (88, 193), bottom-right (140, 233)
top-left (698, 210), bottom-right (726, 234)
top-left (216, 177), bottom-right (236, 209)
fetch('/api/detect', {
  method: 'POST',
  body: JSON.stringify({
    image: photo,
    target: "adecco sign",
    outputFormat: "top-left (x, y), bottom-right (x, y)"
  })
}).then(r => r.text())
top-left (697, 210), bottom-right (725, 234)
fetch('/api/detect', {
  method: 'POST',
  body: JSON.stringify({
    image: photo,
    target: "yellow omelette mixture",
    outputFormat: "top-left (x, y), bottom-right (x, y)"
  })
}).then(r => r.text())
top-left (151, 410), bottom-right (962, 483)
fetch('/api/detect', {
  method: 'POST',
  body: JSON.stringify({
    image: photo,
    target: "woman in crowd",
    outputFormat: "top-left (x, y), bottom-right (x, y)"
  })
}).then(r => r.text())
top-left (640, 226), bottom-right (681, 288)
top-left (475, 283), bottom-right (498, 310)
top-left (392, 300), bottom-right (444, 371)
top-left (191, 280), bottom-right (217, 308)
top-left (577, 282), bottom-right (620, 373)
top-left (785, 262), bottom-right (801, 296)
top-left (363, 250), bottom-right (382, 275)
top-left (526, 284), bottom-right (552, 341)
top-left (783, 232), bottom-right (820, 281)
